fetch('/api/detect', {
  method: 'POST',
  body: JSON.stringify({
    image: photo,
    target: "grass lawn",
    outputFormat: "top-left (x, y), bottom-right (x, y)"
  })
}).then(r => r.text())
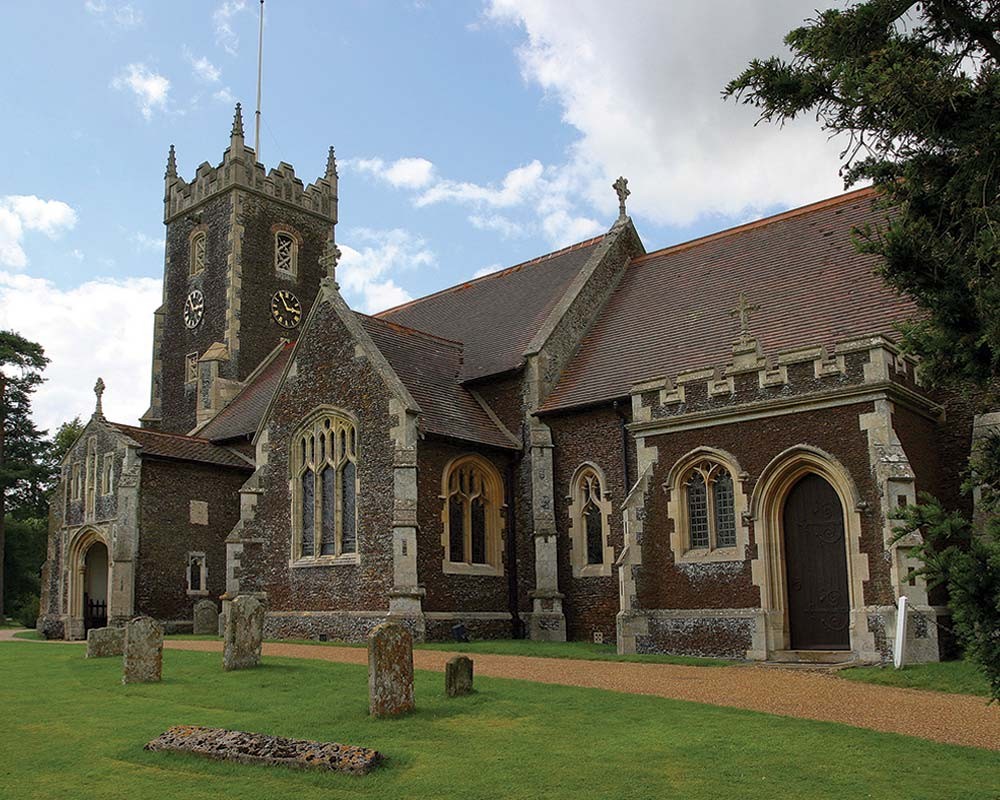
top-left (12, 630), bottom-right (42, 641)
top-left (841, 659), bottom-right (991, 697)
top-left (1, 643), bottom-right (997, 800)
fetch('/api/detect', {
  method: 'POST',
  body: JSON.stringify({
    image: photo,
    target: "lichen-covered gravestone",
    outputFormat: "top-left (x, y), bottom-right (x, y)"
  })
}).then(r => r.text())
top-left (122, 616), bottom-right (163, 684)
top-left (445, 655), bottom-right (474, 697)
top-left (86, 626), bottom-right (124, 658)
top-left (223, 595), bottom-right (264, 671)
top-left (192, 599), bottom-right (219, 636)
top-left (368, 622), bottom-right (414, 717)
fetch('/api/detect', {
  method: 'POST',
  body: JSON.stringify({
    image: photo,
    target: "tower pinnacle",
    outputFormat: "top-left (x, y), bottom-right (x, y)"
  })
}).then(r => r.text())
top-left (326, 146), bottom-right (338, 181)
top-left (165, 144), bottom-right (177, 180)
top-left (231, 103), bottom-right (245, 140)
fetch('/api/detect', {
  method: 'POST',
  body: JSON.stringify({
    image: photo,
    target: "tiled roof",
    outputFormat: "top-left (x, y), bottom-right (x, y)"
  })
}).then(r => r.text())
top-left (200, 342), bottom-right (294, 442)
top-left (359, 315), bottom-right (520, 450)
top-left (542, 188), bottom-right (918, 412)
top-left (111, 423), bottom-right (253, 469)
top-left (378, 236), bottom-right (604, 381)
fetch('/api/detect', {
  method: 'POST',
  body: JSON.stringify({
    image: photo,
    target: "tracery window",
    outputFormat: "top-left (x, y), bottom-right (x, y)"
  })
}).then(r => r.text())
top-left (275, 231), bottom-right (297, 275)
top-left (292, 412), bottom-right (358, 562)
top-left (190, 231), bottom-right (206, 276)
top-left (569, 464), bottom-right (612, 577)
top-left (683, 461), bottom-right (737, 552)
top-left (441, 455), bottom-right (505, 575)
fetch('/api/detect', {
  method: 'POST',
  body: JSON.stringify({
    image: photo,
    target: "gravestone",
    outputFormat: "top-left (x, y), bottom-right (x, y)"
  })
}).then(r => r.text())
top-left (223, 595), bottom-right (264, 671)
top-left (122, 616), bottom-right (163, 684)
top-left (445, 655), bottom-right (474, 697)
top-left (86, 626), bottom-right (124, 658)
top-left (368, 622), bottom-right (414, 717)
top-left (193, 599), bottom-right (219, 636)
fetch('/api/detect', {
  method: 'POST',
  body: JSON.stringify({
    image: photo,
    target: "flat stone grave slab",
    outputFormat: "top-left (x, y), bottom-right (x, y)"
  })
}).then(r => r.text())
top-left (145, 726), bottom-right (383, 775)
top-left (86, 626), bottom-right (124, 658)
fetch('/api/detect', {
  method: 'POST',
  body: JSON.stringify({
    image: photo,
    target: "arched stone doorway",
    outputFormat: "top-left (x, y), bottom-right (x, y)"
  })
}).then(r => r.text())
top-left (66, 527), bottom-right (111, 639)
top-left (83, 541), bottom-right (109, 632)
top-left (782, 473), bottom-right (850, 650)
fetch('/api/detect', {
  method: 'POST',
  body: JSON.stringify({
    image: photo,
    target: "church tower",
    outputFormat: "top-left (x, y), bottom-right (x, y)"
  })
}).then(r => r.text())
top-left (141, 104), bottom-right (338, 434)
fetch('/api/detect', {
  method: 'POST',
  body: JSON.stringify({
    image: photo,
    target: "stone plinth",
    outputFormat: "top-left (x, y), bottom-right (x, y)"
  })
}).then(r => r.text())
top-left (368, 622), bottom-right (414, 717)
top-left (86, 627), bottom-right (124, 658)
top-left (123, 616), bottom-right (163, 684)
top-left (224, 595), bottom-right (263, 671)
top-left (193, 599), bottom-right (219, 636)
top-left (145, 726), bottom-right (382, 775)
top-left (445, 655), bottom-right (474, 697)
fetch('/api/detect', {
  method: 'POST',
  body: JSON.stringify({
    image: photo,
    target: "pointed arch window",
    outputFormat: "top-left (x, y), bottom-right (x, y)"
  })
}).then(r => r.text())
top-left (441, 455), bottom-right (505, 576)
top-left (683, 461), bottom-right (738, 553)
top-left (190, 231), bottom-right (206, 276)
top-left (292, 412), bottom-right (359, 563)
top-left (568, 464), bottom-right (613, 577)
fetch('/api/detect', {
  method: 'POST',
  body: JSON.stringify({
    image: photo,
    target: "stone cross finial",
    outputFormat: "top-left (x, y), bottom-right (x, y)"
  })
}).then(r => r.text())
top-left (326, 146), bottom-right (339, 180)
top-left (94, 377), bottom-right (106, 418)
top-left (729, 292), bottom-right (761, 343)
top-left (165, 144), bottom-right (177, 180)
top-left (613, 176), bottom-right (630, 218)
top-left (231, 103), bottom-right (245, 139)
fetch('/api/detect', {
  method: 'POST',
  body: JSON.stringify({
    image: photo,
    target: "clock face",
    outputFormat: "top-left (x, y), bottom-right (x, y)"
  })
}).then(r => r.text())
top-left (271, 289), bottom-right (302, 329)
top-left (184, 290), bottom-right (205, 329)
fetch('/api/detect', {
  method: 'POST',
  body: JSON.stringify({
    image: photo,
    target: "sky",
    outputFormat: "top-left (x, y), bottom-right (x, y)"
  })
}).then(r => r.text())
top-left (0, 0), bottom-right (850, 433)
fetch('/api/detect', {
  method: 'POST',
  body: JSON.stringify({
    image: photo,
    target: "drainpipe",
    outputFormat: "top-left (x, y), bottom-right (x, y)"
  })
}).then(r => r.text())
top-left (505, 458), bottom-right (524, 639)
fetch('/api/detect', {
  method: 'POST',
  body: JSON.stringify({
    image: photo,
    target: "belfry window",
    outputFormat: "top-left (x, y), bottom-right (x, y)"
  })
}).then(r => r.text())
top-left (275, 231), bottom-right (297, 275)
top-left (569, 464), bottom-right (612, 577)
top-left (683, 461), bottom-right (738, 552)
top-left (292, 412), bottom-right (359, 562)
top-left (190, 231), bottom-right (206, 276)
top-left (441, 455), bottom-right (505, 575)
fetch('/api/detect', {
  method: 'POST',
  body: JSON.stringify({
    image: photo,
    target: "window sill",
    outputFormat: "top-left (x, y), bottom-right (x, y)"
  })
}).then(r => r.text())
top-left (290, 553), bottom-right (361, 568)
top-left (571, 562), bottom-right (613, 579)
top-left (186, 589), bottom-right (210, 597)
top-left (442, 560), bottom-right (503, 577)
top-left (676, 546), bottom-right (741, 564)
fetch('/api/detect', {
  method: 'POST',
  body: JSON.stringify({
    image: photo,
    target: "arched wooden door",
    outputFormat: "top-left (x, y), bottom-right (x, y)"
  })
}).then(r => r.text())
top-left (782, 474), bottom-right (850, 650)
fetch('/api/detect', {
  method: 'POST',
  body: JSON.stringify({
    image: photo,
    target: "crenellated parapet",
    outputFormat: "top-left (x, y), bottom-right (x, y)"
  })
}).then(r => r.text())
top-left (164, 104), bottom-right (338, 224)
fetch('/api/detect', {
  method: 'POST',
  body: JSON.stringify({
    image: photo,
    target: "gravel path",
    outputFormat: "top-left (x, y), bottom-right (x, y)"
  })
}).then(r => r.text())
top-left (4, 629), bottom-right (996, 750)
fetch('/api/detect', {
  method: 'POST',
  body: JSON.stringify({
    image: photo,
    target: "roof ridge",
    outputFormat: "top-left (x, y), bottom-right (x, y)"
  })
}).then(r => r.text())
top-left (112, 422), bottom-right (211, 443)
top-left (375, 233), bottom-right (607, 317)
top-left (358, 312), bottom-right (465, 348)
top-left (631, 186), bottom-right (878, 266)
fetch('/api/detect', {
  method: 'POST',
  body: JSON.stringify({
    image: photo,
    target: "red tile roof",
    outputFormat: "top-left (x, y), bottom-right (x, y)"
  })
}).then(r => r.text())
top-left (200, 342), bottom-right (294, 442)
top-left (541, 188), bottom-right (917, 412)
top-left (378, 236), bottom-right (604, 380)
top-left (112, 423), bottom-right (253, 469)
top-left (359, 315), bottom-right (520, 450)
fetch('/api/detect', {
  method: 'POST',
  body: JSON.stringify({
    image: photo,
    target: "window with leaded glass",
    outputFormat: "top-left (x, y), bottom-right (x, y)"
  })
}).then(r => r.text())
top-left (442, 455), bottom-right (504, 572)
top-left (190, 232), bottom-right (206, 276)
top-left (275, 232), bottom-right (297, 274)
top-left (570, 465), bottom-right (611, 576)
top-left (683, 461), bottom-right (738, 553)
top-left (292, 411), bottom-right (359, 561)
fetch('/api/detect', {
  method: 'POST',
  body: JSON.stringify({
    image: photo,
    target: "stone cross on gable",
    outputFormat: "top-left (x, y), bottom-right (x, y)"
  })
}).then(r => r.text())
top-left (729, 292), bottom-right (761, 344)
top-left (94, 377), bottom-right (105, 419)
top-left (613, 176), bottom-right (630, 218)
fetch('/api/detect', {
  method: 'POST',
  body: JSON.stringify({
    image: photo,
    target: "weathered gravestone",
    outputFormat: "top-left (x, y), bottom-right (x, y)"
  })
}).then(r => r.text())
top-left (223, 595), bottom-right (264, 671)
top-left (445, 655), bottom-right (474, 697)
top-left (122, 616), bottom-right (163, 684)
top-left (193, 599), bottom-right (219, 636)
top-left (86, 626), bottom-right (124, 658)
top-left (368, 622), bottom-right (414, 717)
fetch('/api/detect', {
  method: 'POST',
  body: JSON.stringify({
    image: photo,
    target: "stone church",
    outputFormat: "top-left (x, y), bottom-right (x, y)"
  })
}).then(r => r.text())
top-left (38, 105), bottom-right (975, 663)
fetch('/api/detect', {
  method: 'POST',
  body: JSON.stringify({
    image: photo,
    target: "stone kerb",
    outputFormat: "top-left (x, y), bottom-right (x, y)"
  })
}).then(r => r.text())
top-left (445, 656), bottom-right (474, 697)
top-left (368, 622), bottom-right (414, 718)
top-left (122, 616), bottom-right (163, 684)
top-left (86, 626), bottom-right (124, 659)
top-left (223, 595), bottom-right (264, 671)
top-left (193, 599), bottom-right (220, 636)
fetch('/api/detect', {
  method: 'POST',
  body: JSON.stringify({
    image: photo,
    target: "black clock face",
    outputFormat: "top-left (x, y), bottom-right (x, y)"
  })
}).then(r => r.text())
top-left (184, 290), bottom-right (205, 329)
top-left (271, 289), bottom-right (302, 329)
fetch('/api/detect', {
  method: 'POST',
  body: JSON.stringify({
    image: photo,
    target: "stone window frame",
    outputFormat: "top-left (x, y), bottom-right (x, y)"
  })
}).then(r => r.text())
top-left (189, 227), bottom-right (207, 277)
top-left (271, 224), bottom-right (303, 278)
top-left (664, 447), bottom-right (749, 564)
top-left (101, 452), bottom-right (115, 496)
top-left (185, 352), bottom-right (199, 385)
top-left (71, 463), bottom-right (82, 500)
top-left (440, 453), bottom-right (506, 577)
top-left (289, 407), bottom-right (361, 567)
top-left (85, 437), bottom-right (98, 518)
top-left (186, 551), bottom-right (209, 596)
top-left (566, 462), bottom-right (614, 578)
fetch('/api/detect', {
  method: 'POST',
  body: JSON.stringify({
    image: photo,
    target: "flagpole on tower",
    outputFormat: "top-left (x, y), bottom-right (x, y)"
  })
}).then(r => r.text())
top-left (254, 0), bottom-right (264, 161)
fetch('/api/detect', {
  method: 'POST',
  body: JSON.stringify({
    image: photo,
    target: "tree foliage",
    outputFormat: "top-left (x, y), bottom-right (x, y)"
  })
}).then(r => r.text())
top-left (725, 0), bottom-right (1000, 389)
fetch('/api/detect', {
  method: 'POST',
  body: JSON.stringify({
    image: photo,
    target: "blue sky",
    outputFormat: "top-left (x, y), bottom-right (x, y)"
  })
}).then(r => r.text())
top-left (0, 0), bottom-right (846, 430)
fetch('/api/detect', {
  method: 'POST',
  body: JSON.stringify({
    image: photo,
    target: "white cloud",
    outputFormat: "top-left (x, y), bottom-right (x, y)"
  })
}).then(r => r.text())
top-left (473, 264), bottom-right (502, 278)
top-left (337, 228), bottom-right (435, 313)
top-left (350, 157), bottom-right (436, 190)
top-left (131, 231), bottom-right (165, 252)
top-left (111, 63), bottom-right (170, 120)
top-left (485, 0), bottom-right (846, 226)
top-left (0, 196), bottom-right (78, 269)
top-left (213, 87), bottom-right (236, 104)
top-left (0, 271), bottom-right (161, 432)
top-left (416, 160), bottom-right (543, 208)
top-left (183, 47), bottom-right (222, 83)
top-left (214, 0), bottom-right (248, 56)
top-left (85, 1), bottom-right (143, 29)
top-left (469, 214), bottom-right (523, 238)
